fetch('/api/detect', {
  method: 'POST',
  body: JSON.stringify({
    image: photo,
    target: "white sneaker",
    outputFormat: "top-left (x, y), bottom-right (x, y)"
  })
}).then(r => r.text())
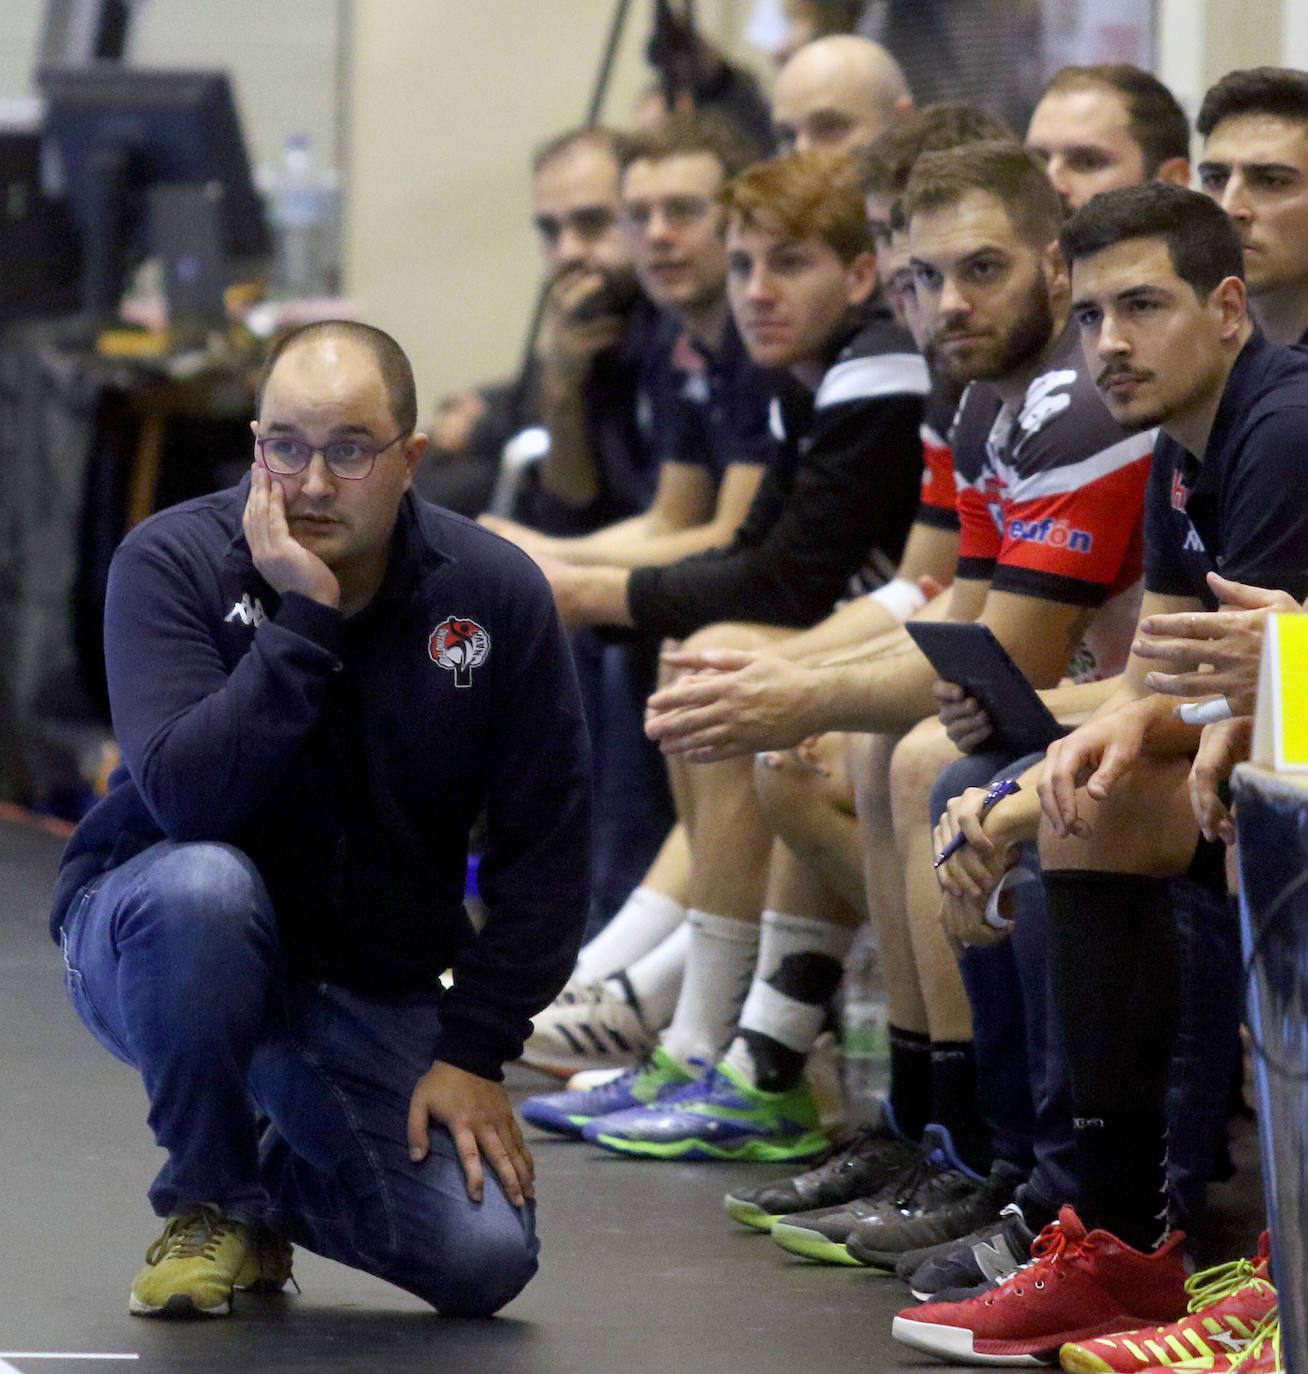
top-left (521, 975), bottom-right (656, 1077)
top-left (565, 1065), bottom-right (629, 1092)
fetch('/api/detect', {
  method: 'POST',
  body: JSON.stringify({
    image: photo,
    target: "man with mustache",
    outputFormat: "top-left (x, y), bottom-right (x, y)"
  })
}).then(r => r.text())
top-left (590, 145), bottom-right (1150, 1189)
top-left (902, 183), bottom-right (1308, 1364)
top-left (48, 321), bottom-right (590, 1321)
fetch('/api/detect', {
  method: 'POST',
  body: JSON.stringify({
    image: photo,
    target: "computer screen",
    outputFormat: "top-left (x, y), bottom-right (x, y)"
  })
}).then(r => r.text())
top-left (38, 65), bottom-right (271, 322)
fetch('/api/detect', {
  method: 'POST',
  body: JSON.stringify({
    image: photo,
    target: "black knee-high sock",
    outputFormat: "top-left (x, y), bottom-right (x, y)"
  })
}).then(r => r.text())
top-left (888, 1026), bottom-right (931, 1141)
top-left (1043, 869), bottom-right (1179, 1250)
top-left (929, 1040), bottom-right (992, 1176)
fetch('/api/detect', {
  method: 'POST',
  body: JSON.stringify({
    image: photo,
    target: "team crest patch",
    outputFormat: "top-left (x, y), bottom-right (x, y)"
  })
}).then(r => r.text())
top-left (429, 616), bottom-right (491, 687)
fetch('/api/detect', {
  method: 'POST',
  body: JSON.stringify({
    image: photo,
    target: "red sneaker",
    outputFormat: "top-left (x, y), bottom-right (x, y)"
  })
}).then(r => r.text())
top-left (892, 1207), bottom-right (1190, 1367)
top-left (1061, 1234), bottom-right (1274, 1373)
top-left (1133, 1312), bottom-right (1284, 1374)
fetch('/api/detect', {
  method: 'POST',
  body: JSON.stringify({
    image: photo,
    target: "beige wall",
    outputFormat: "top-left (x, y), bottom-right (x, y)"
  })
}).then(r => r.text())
top-left (0, 0), bottom-right (343, 171)
top-left (345, 0), bottom-right (752, 417)
top-left (1158, 0), bottom-right (1287, 118)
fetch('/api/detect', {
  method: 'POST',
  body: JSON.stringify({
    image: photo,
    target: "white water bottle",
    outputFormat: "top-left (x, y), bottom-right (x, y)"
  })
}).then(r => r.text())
top-left (840, 922), bottom-right (890, 1123)
top-left (266, 134), bottom-right (337, 298)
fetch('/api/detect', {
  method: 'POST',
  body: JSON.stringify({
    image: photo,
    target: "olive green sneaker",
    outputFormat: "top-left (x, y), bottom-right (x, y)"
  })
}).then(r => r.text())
top-left (129, 1204), bottom-right (262, 1317)
top-left (235, 1229), bottom-right (296, 1295)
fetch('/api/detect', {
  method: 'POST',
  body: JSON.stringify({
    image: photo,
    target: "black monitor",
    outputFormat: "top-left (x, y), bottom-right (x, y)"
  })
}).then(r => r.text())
top-left (37, 65), bottom-right (271, 325)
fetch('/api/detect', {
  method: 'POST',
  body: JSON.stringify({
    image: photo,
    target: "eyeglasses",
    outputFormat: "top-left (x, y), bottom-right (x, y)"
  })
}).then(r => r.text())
top-left (533, 206), bottom-right (618, 245)
top-left (255, 431), bottom-right (408, 481)
top-left (619, 196), bottom-right (714, 232)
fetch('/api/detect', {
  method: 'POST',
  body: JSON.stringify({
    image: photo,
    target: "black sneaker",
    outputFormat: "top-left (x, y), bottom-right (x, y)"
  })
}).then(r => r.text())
top-left (842, 1126), bottom-right (1024, 1270)
top-left (769, 1194), bottom-right (898, 1266)
top-left (722, 1101), bottom-right (918, 1232)
top-left (766, 1121), bottom-right (969, 1267)
top-left (899, 1200), bottom-right (1036, 1299)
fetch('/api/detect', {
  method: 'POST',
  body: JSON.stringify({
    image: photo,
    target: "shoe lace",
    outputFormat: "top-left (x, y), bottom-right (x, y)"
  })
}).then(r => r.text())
top-left (1184, 1255), bottom-right (1260, 1312)
top-left (1227, 1311), bottom-right (1281, 1371)
top-left (145, 1204), bottom-right (239, 1265)
top-left (984, 1221), bottom-right (1072, 1302)
top-left (887, 1148), bottom-right (945, 1207)
top-left (803, 1121), bottom-right (886, 1173)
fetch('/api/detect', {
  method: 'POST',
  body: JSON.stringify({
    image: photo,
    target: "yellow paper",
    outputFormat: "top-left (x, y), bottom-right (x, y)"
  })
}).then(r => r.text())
top-left (1275, 614), bottom-right (1308, 767)
top-left (1252, 614), bottom-right (1308, 771)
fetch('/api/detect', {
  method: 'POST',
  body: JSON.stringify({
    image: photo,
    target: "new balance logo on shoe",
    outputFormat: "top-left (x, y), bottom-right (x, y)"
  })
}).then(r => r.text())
top-left (972, 1231), bottom-right (1023, 1284)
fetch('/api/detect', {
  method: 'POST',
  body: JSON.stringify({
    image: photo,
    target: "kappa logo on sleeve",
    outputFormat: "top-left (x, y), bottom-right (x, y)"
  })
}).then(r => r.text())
top-left (225, 593), bottom-right (266, 627)
top-left (429, 616), bottom-right (491, 687)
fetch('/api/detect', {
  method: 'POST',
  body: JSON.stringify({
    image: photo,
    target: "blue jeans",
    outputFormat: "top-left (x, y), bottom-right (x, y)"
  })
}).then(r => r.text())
top-left (59, 840), bottom-right (538, 1316)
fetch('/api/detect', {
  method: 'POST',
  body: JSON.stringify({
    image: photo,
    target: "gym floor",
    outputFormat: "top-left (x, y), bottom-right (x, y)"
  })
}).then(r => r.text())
top-left (0, 812), bottom-right (1267, 1374)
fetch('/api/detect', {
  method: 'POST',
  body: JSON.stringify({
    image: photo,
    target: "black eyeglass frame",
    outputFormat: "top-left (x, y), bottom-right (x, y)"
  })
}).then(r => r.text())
top-left (254, 430), bottom-right (409, 481)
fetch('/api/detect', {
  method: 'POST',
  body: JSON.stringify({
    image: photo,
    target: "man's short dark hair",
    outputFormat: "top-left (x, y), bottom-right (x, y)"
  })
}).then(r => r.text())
top-left (531, 125), bottom-right (630, 178)
top-left (1059, 182), bottom-right (1245, 298)
top-left (258, 321), bottom-right (418, 435)
top-left (620, 110), bottom-right (763, 181)
top-left (904, 141), bottom-right (1064, 250)
top-left (858, 103), bottom-right (1015, 196)
top-left (1197, 66), bottom-right (1308, 138)
top-left (1040, 64), bottom-right (1191, 173)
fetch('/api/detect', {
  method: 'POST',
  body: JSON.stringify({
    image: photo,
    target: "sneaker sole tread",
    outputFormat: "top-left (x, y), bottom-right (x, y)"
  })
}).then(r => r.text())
top-left (892, 1315), bottom-right (1058, 1366)
top-left (129, 1291), bottom-right (232, 1318)
top-left (722, 1196), bottom-right (779, 1230)
top-left (592, 1132), bottom-right (828, 1163)
top-left (770, 1221), bottom-right (864, 1266)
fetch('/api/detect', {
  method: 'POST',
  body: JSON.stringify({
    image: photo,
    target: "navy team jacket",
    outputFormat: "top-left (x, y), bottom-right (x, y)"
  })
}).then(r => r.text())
top-left (51, 480), bottom-right (592, 1081)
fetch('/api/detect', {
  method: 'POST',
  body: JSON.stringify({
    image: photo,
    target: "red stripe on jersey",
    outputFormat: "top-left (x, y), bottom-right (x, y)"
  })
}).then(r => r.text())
top-left (994, 456), bottom-right (1151, 587)
top-left (920, 425), bottom-right (957, 518)
top-left (957, 479), bottom-right (1004, 564)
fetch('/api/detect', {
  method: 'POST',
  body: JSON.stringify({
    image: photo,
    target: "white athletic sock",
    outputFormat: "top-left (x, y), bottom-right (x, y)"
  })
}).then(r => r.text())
top-left (660, 909), bottom-right (760, 1069)
top-left (571, 887), bottom-right (687, 987)
top-left (723, 909), bottom-right (855, 1090)
top-left (619, 921), bottom-right (689, 1031)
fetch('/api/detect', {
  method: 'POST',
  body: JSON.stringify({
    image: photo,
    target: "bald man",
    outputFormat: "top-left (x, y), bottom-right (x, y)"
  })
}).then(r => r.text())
top-left (772, 34), bottom-right (912, 155)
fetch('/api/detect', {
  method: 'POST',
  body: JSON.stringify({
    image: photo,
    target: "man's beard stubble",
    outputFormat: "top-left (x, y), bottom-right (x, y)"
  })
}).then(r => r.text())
top-left (937, 273), bottom-right (1056, 385)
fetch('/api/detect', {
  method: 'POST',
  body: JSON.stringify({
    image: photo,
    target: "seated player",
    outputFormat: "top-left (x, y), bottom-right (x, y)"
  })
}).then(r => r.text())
top-left (898, 182), bottom-right (1308, 1366)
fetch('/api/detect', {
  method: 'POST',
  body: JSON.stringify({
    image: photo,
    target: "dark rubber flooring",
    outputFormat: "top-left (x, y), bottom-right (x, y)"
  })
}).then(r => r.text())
top-left (0, 813), bottom-right (1267, 1374)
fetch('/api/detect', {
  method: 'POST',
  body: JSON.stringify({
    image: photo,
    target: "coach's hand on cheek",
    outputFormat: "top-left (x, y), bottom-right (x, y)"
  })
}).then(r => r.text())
top-left (244, 462), bottom-right (341, 609)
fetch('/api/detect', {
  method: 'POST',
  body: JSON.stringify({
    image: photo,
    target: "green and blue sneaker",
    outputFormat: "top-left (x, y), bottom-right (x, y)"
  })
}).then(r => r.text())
top-left (520, 1045), bottom-right (699, 1139)
top-left (582, 1060), bottom-right (829, 1162)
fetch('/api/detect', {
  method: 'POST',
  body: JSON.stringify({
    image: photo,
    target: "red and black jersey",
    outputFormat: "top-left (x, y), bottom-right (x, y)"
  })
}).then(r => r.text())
top-left (916, 373), bottom-right (964, 531)
top-left (951, 325), bottom-right (1154, 609)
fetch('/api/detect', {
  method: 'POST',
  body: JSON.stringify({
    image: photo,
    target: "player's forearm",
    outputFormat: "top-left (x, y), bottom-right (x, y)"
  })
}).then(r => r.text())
top-left (554, 564), bottom-right (634, 627)
top-left (538, 367), bottom-right (599, 507)
top-left (806, 636), bottom-right (939, 735)
top-left (1037, 673), bottom-right (1122, 728)
top-left (568, 517), bottom-right (738, 569)
top-left (773, 596), bottom-right (900, 663)
top-left (551, 513), bottom-right (653, 565)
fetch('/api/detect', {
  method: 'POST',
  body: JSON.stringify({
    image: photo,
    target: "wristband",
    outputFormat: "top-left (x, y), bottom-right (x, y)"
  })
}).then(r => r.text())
top-left (869, 576), bottom-right (928, 623)
top-left (983, 865), bottom-right (1037, 932)
top-left (934, 777), bottom-right (1020, 868)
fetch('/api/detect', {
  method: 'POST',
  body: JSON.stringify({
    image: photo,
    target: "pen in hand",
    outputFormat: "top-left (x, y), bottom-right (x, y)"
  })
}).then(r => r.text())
top-left (933, 778), bottom-right (1021, 869)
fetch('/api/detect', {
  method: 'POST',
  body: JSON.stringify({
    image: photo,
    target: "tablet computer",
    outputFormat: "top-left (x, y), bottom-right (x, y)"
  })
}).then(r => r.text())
top-left (905, 620), bottom-right (1067, 754)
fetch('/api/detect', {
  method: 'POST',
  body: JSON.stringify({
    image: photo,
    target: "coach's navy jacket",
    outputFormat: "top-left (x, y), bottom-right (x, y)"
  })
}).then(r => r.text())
top-left (51, 481), bottom-right (592, 1081)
